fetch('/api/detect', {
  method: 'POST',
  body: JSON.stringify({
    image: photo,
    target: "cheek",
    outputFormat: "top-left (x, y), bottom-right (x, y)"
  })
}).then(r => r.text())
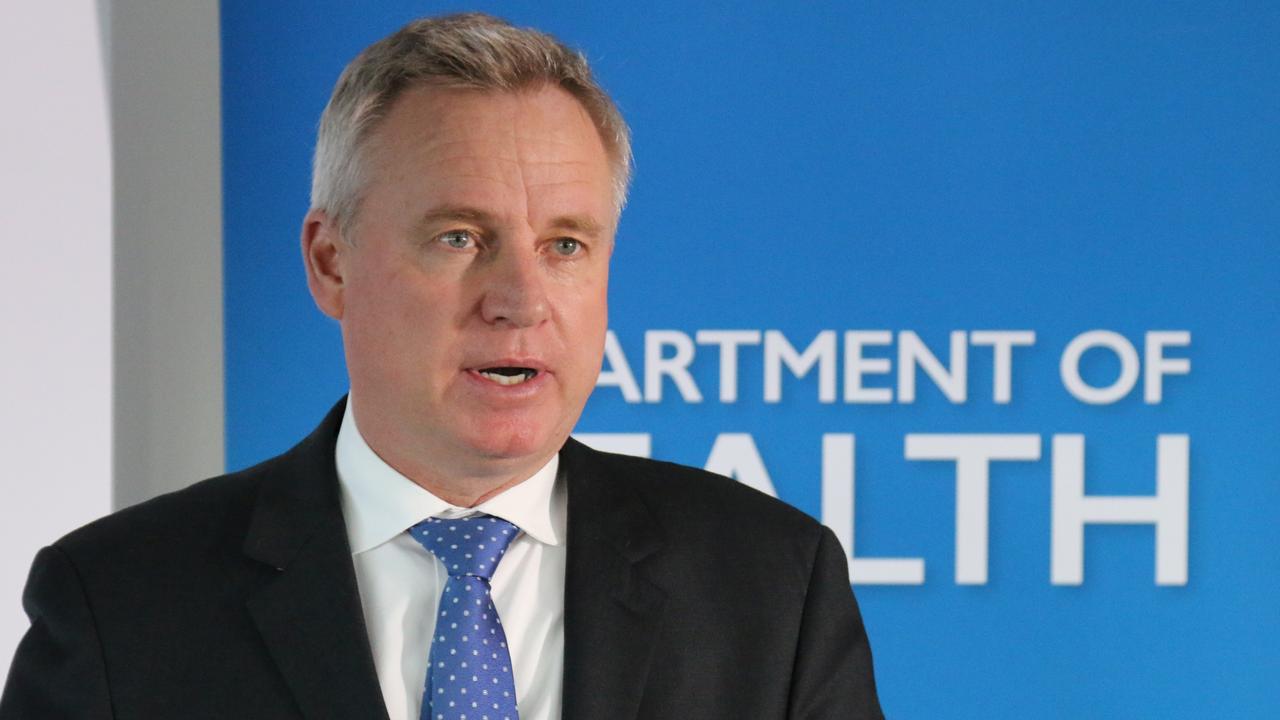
top-left (344, 267), bottom-right (457, 368)
top-left (563, 284), bottom-right (609, 374)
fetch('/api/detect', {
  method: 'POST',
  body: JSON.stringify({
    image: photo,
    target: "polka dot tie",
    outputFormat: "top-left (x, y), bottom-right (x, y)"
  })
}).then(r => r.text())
top-left (409, 514), bottom-right (522, 720)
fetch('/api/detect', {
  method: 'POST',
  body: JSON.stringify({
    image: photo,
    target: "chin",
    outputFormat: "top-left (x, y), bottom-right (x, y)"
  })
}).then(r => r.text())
top-left (460, 417), bottom-right (559, 463)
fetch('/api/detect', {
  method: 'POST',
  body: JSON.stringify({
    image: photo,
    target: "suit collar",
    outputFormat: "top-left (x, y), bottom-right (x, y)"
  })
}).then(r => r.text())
top-left (242, 397), bottom-right (391, 720)
top-left (241, 398), bottom-right (346, 570)
top-left (560, 438), bottom-right (669, 720)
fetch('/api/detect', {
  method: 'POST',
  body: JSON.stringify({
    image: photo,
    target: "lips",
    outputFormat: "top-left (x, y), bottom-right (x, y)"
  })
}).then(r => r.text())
top-left (469, 359), bottom-right (547, 387)
top-left (477, 367), bottom-right (538, 385)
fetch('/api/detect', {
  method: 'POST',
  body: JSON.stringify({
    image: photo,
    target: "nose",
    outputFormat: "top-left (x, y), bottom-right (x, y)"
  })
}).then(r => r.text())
top-left (478, 243), bottom-right (549, 328)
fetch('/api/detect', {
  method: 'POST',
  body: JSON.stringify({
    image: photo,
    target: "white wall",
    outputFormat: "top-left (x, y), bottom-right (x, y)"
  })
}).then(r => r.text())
top-left (0, 1), bottom-right (114, 686)
top-left (0, 0), bottom-right (225, 685)
top-left (109, 0), bottom-right (224, 510)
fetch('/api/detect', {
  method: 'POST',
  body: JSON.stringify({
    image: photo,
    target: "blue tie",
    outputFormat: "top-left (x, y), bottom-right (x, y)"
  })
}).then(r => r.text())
top-left (409, 514), bottom-right (522, 720)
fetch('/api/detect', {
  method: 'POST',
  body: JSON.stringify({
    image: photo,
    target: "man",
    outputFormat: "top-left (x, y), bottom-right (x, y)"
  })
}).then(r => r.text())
top-left (0, 13), bottom-right (882, 720)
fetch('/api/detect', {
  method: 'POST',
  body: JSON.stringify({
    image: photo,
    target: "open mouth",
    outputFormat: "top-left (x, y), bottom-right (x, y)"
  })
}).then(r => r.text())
top-left (477, 366), bottom-right (539, 386)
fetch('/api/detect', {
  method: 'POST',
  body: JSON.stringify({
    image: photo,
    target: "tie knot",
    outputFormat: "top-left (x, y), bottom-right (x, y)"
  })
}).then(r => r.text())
top-left (408, 514), bottom-right (521, 580)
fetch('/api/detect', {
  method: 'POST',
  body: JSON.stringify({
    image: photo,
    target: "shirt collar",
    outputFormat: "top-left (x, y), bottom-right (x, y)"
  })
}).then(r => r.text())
top-left (335, 397), bottom-right (564, 555)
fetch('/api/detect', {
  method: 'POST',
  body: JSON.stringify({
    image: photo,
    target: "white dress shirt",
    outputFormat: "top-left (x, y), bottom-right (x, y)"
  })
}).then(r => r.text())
top-left (335, 401), bottom-right (566, 720)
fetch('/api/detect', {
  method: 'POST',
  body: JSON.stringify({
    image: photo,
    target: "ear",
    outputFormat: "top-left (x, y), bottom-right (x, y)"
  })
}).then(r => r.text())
top-left (301, 208), bottom-right (348, 320)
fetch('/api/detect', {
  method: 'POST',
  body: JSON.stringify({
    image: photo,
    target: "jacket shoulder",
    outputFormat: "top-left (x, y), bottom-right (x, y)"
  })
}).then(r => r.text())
top-left (50, 455), bottom-right (283, 570)
top-left (574, 443), bottom-right (827, 565)
top-left (52, 398), bottom-right (348, 566)
top-left (589, 446), bottom-right (816, 524)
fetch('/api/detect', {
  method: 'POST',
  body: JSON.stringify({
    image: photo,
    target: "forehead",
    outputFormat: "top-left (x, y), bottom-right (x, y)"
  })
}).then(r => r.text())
top-left (359, 84), bottom-right (614, 221)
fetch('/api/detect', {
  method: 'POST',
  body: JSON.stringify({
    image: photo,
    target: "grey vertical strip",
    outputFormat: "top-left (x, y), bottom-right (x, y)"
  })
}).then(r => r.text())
top-left (109, 0), bottom-right (226, 509)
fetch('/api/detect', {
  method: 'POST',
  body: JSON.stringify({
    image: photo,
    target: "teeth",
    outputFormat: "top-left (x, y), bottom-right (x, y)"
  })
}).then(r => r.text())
top-left (479, 369), bottom-right (535, 386)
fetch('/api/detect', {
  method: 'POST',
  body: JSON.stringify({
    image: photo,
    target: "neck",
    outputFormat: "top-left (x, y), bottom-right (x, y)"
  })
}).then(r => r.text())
top-left (362, 433), bottom-right (556, 507)
top-left (345, 395), bottom-right (563, 507)
top-left (403, 463), bottom-right (538, 508)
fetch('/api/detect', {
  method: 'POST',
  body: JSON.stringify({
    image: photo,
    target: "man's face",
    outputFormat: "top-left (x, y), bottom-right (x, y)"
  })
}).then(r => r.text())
top-left (310, 85), bottom-right (615, 480)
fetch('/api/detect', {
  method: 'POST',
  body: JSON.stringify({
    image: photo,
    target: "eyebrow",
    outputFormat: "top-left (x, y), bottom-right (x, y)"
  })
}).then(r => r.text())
top-left (415, 205), bottom-right (607, 239)
top-left (415, 206), bottom-right (498, 230)
top-left (548, 214), bottom-right (606, 239)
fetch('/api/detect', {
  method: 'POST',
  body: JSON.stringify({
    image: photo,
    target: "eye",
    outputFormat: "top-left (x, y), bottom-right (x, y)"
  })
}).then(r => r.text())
top-left (551, 238), bottom-right (582, 257)
top-left (438, 229), bottom-right (477, 250)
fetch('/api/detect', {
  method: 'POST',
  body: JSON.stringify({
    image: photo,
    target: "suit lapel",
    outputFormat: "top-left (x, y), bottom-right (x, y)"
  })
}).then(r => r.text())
top-left (242, 399), bottom-right (391, 720)
top-left (237, 404), bottom-right (669, 720)
top-left (560, 439), bottom-right (668, 720)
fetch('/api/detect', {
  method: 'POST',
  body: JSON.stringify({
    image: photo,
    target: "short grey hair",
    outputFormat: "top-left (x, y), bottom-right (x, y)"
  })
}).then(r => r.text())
top-left (310, 13), bottom-right (632, 236)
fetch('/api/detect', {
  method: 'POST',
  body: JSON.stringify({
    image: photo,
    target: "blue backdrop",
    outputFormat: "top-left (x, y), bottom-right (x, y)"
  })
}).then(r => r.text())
top-left (222, 3), bottom-right (1279, 717)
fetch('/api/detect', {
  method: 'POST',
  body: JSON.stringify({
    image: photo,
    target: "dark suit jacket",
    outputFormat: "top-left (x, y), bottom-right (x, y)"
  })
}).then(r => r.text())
top-left (0, 399), bottom-right (883, 719)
